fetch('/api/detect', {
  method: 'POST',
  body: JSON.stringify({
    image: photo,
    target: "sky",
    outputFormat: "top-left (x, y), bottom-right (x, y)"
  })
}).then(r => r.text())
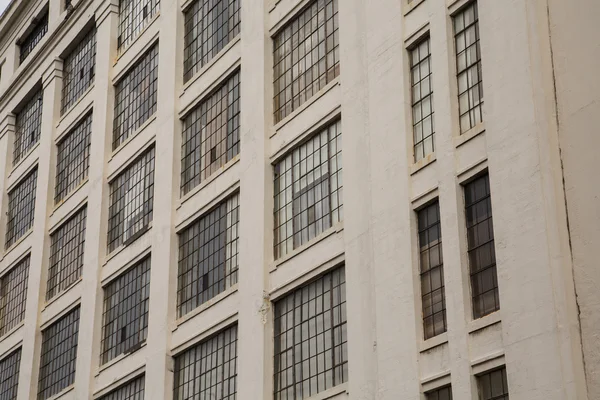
top-left (0, 0), bottom-right (11, 17)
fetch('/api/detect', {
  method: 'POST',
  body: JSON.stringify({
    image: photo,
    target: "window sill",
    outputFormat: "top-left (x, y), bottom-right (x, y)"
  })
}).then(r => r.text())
top-left (42, 277), bottom-right (82, 311)
top-left (1, 230), bottom-right (33, 262)
top-left (0, 321), bottom-right (24, 343)
top-left (454, 122), bottom-right (485, 148)
top-left (56, 83), bottom-right (95, 132)
top-left (404, 0), bottom-right (426, 16)
top-left (50, 178), bottom-right (89, 218)
top-left (96, 342), bottom-right (147, 376)
top-left (44, 385), bottom-right (74, 400)
top-left (174, 284), bottom-right (239, 330)
top-left (410, 153), bottom-right (437, 175)
top-left (109, 114), bottom-right (157, 163)
top-left (8, 142), bottom-right (40, 178)
top-left (303, 383), bottom-right (349, 400)
top-left (104, 223), bottom-right (153, 266)
top-left (419, 332), bottom-right (448, 353)
top-left (115, 13), bottom-right (161, 64)
top-left (468, 310), bottom-right (501, 334)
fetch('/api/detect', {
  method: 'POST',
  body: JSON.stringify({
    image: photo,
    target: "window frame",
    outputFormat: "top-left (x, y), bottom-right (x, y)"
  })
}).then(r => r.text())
top-left (476, 367), bottom-right (509, 400)
top-left (13, 89), bottom-right (43, 166)
top-left (409, 35), bottom-right (435, 162)
top-left (98, 374), bottom-right (145, 400)
top-left (117, 0), bottom-right (160, 51)
top-left (0, 348), bottom-right (22, 400)
top-left (61, 27), bottom-right (97, 114)
top-left (0, 254), bottom-right (30, 336)
top-left (5, 167), bottom-right (38, 249)
top-left (18, 10), bottom-right (49, 64)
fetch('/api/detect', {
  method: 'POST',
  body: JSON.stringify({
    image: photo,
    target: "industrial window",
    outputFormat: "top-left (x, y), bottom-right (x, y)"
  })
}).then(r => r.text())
top-left (61, 28), bottom-right (96, 114)
top-left (107, 147), bottom-right (155, 253)
top-left (454, 2), bottom-right (483, 133)
top-left (477, 368), bottom-right (509, 400)
top-left (55, 112), bottom-right (92, 204)
top-left (181, 71), bottom-right (240, 195)
top-left (177, 193), bottom-right (239, 317)
top-left (99, 375), bottom-right (145, 400)
top-left (100, 256), bottom-right (150, 365)
top-left (464, 174), bottom-right (499, 319)
top-left (38, 307), bottom-right (80, 400)
top-left (13, 90), bottom-right (43, 165)
top-left (274, 119), bottom-right (343, 259)
top-left (426, 386), bottom-right (452, 400)
top-left (0, 255), bottom-right (30, 336)
top-left (0, 348), bottom-right (21, 400)
top-left (19, 10), bottom-right (48, 64)
top-left (410, 37), bottom-right (435, 162)
top-left (117, 0), bottom-right (160, 50)
top-left (47, 207), bottom-right (87, 300)
top-left (173, 324), bottom-right (237, 400)
top-left (274, 267), bottom-right (347, 400)
top-left (273, 0), bottom-right (339, 123)
top-left (418, 201), bottom-right (446, 339)
top-left (5, 168), bottom-right (38, 249)
top-left (183, 0), bottom-right (240, 83)
top-left (113, 44), bottom-right (158, 150)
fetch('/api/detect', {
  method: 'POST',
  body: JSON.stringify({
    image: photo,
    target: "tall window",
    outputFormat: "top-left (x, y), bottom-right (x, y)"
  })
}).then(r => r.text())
top-left (0, 348), bottom-right (21, 399)
top-left (183, 0), bottom-right (241, 82)
top-left (274, 119), bottom-right (343, 259)
top-left (173, 325), bottom-right (237, 400)
top-left (14, 90), bottom-right (43, 165)
top-left (47, 207), bottom-right (87, 300)
top-left (38, 307), bottom-right (80, 400)
top-left (99, 375), bottom-right (145, 400)
top-left (5, 168), bottom-right (38, 249)
top-left (410, 37), bottom-right (435, 162)
top-left (181, 71), bottom-right (240, 195)
top-left (107, 147), bottom-right (155, 253)
top-left (273, 0), bottom-right (339, 123)
top-left (464, 174), bottom-right (499, 319)
top-left (177, 193), bottom-right (239, 317)
top-left (113, 45), bottom-right (158, 149)
top-left (118, 0), bottom-right (160, 50)
top-left (101, 257), bottom-right (150, 365)
top-left (274, 267), bottom-right (347, 400)
top-left (0, 255), bottom-right (29, 336)
top-left (61, 28), bottom-right (96, 114)
top-left (454, 2), bottom-right (483, 133)
top-left (55, 112), bottom-right (92, 203)
top-left (418, 201), bottom-right (446, 339)
top-left (19, 10), bottom-right (49, 64)
top-left (477, 368), bottom-right (509, 400)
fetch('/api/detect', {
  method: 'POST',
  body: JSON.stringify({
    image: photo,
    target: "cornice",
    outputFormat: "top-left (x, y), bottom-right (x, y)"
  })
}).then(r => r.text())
top-left (0, 113), bottom-right (16, 140)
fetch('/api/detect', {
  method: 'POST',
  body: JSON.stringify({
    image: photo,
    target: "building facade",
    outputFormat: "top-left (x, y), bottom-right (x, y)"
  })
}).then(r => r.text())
top-left (0, 0), bottom-right (598, 399)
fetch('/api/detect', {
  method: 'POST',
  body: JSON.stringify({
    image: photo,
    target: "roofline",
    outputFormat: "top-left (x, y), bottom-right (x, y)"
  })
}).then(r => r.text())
top-left (0, 0), bottom-right (25, 41)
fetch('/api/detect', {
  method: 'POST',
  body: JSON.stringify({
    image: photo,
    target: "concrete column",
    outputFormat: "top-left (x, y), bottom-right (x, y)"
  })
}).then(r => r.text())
top-left (48, 0), bottom-right (62, 26)
top-left (73, 2), bottom-right (119, 397)
top-left (17, 58), bottom-right (62, 400)
top-left (0, 114), bottom-right (16, 248)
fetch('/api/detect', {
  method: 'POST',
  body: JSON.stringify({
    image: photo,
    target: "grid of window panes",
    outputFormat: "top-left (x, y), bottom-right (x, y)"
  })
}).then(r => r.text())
top-left (113, 44), bottom-right (158, 149)
top-left (5, 168), bottom-right (38, 249)
top-left (0, 348), bottom-right (21, 400)
top-left (426, 386), bottom-right (452, 400)
top-left (181, 71), bottom-right (240, 195)
top-left (38, 307), bottom-right (80, 400)
top-left (99, 375), bottom-right (145, 400)
top-left (177, 193), bottom-right (239, 317)
top-left (0, 255), bottom-right (29, 336)
top-left (55, 112), bottom-right (92, 203)
top-left (274, 119), bottom-right (343, 259)
top-left (47, 207), bottom-right (87, 300)
top-left (100, 257), bottom-right (150, 365)
top-left (454, 2), bottom-right (483, 133)
top-left (465, 174), bottom-right (499, 319)
top-left (61, 28), bottom-right (96, 114)
top-left (418, 201), bottom-right (446, 339)
top-left (477, 368), bottom-right (509, 400)
top-left (274, 267), bottom-right (347, 400)
top-left (410, 37), bottom-right (435, 162)
top-left (107, 147), bottom-right (155, 253)
top-left (273, 0), bottom-right (339, 123)
top-left (117, 0), bottom-right (160, 50)
top-left (13, 90), bottom-right (43, 165)
top-left (19, 11), bottom-right (48, 64)
top-left (173, 325), bottom-right (237, 400)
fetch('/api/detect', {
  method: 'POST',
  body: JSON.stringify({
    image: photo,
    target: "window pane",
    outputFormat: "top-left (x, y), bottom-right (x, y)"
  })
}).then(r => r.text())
top-left (99, 375), bottom-right (145, 400)
top-left (0, 348), bottom-right (22, 400)
top-left (14, 90), bottom-right (43, 165)
top-left (118, 0), bottom-right (160, 50)
top-left (19, 11), bottom-right (48, 63)
top-left (5, 168), bottom-right (38, 249)
top-left (426, 385), bottom-right (453, 400)
top-left (0, 255), bottom-right (29, 336)
top-left (477, 367), bottom-right (509, 400)
top-left (61, 28), bottom-right (96, 114)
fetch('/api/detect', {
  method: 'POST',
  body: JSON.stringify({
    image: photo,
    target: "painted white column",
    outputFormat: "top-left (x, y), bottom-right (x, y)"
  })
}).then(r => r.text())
top-left (0, 115), bottom-right (16, 248)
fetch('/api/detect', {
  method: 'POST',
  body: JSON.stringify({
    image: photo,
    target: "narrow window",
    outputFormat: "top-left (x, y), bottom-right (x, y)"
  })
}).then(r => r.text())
top-left (418, 201), bottom-right (446, 339)
top-left (410, 37), bottom-right (435, 162)
top-left (61, 28), bottom-right (97, 114)
top-left (477, 368), bottom-right (509, 400)
top-left (5, 168), bottom-right (38, 249)
top-left (100, 257), bottom-right (150, 365)
top-left (47, 207), bottom-right (87, 300)
top-left (19, 11), bottom-right (49, 64)
top-left (464, 174), bottom-right (499, 318)
top-left (0, 255), bottom-right (30, 336)
top-left (454, 2), bottom-right (484, 133)
top-left (55, 112), bottom-right (92, 203)
top-left (181, 71), bottom-right (240, 195)
top-left (0, 348), bottom-right (22, 399)
top-left (273, 0), bottom-right (340, 123)
top-left (177, 193), bottom-right (239, 317)
top-left (14, 90), bottom-right (43, 165)
top-left (274, 119), bottom-right (343, 259)
top-left (426, 386), bottom-right (453, 400)
top-left (38, 307), bottom-right (80, 400)
top-left (173, 325), bottom-right (238, 400)
top-left (113, 44), bottom-right (158, 149)
top-left (117, 0), bottom-right (160, 50)
top-left (274, 266), bottom-right (348, 400)
top-left (107, 147), bottom-right (155, 253)
top-left (98, 375), bottom-right (145, 400)
top-left (183, 0), bottom-right (241, 82)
